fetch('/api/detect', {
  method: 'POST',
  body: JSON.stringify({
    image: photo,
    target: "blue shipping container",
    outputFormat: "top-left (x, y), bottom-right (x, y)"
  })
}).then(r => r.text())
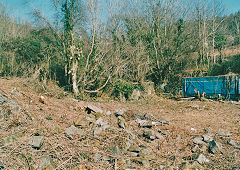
top-left (182, 75), bottom-right (239, 99)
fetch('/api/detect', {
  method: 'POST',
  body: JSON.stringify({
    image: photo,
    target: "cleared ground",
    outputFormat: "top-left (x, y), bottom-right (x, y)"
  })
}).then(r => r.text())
top-left (0, 77), bottom-right (239, 169)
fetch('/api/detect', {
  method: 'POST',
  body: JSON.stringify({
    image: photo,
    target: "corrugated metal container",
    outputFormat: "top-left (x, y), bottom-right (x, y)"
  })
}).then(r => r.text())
top-left (182, 75), bottom-right (239, 100)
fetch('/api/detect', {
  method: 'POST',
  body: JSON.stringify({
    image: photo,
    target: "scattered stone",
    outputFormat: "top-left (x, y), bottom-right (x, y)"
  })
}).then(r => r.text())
top-left (106, 110), bottom-right (111, 116)
top-left (39, 156), bottom-right (55, 170)
top-left (0, 94), bottom-right (7, 105)
top-left (139, 148), bottom-right (154, 159)
top-left (191, 161), bottom-right (204, 169)
top-left (128, 144), bottom-right (140, 153)
top-left (65, 125), bottom-right (84, 139)
top-left (86, 104), bottom-right (103, 114)
top-left (29, 136), bottom-right (44, 149)
top-left (136, 119), bottom-right (152, 128)
top-left (193, 137), bottom-right (204, 145)
top-left (118, 116), bottom-right (126, 129)
top-left (93, 127), bottom-right (103, 136)
top-left (115, 108), bottom-right (128, 117)
top-left (96, 118), bottom-right (110, 130)
top-left (2, 135), bottom-right (17, 146)
top-left (108, 146), bottom-right (120, 156)
top-left (227, 139), bottom-right (240, 149)
top-left (134, 158), bottom-right (150, 168)
top-left (143, 129), bottom-right (156, 140)
top-left (0, 162), bottom-right (4, 169)
top-left (93, 153), bottom-right (102, 162)
top-left (202, 134), bottom-right (213, 143)
top-left (130, 89), bottom-right (141, 100)
top-left (142, 81), bottom-right (155, 95)
top-left (155, 132), bottom-right (165, 140)
top-left (74, 119), bottom-right (90, 128)
top-left (192, 145), bottom-right (199, 153)
top-left (217, 130), bottom-right (231, 137)
top-left (200, 145), bottom-right (208, 152)
top-left (128, 152), bottom-right (138, 157)
top-left (83, 116), bottom-right (95, 123)
top-left (196, 154), bottom-right (210, 164)
top-left (192, 104), bottom-right (200, 109)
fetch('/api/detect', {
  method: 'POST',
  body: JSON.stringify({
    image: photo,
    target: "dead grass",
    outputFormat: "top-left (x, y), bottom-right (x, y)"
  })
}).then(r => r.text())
top-left (0, 77), bottom-right (239, 169)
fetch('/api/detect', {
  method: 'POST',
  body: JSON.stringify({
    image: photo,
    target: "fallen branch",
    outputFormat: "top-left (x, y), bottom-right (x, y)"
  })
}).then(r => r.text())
top-left (83, 75), bottom-right (111, 93)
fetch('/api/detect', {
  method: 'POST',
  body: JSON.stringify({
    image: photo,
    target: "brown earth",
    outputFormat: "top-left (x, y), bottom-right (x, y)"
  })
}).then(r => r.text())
top-left (0, 77), bottom-right (239, 169)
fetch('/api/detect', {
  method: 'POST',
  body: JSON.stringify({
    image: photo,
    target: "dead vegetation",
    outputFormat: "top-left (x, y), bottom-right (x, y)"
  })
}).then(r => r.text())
top-left (0, 77), bottom-right (239, 169)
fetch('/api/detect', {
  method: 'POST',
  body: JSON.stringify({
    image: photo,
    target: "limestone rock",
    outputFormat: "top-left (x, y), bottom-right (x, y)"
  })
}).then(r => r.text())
top-left (130, 89), bottom-right (141, 100)
top-left (39, 156), bottom-right (55, 170)
top-left (196, 154), bottom-right (210, 164)
top-left (143, 129), bottom-right (156, 140)
top-left (65, 125), bottom-right (84, 139)
top-left (193, 137), bottom-right (204, 145)
top-left (115, 108), bottom-right (128, 117)
top-left (217, 130), bottom-right (231, 137)
top-left (86, 104), bottom-right (103, 114)
top-left (29, 136), bottom-right (44, 149)
top-left (2, 135), bottom-right (17, 146)
top-left (128, 144), bottom-right (140, 153)
top-left (202, 134), bottom-right (213, 143)
top-left (118, 116), bottom-right (126, 129)
top-left (93, 127), bottom-right (103, 136)
top-left (192, 145), bottom-right (199, 153)
top-left (108, 146), bottom-right (120, 156)
top-left (0, 94), bottom-right (8, 105)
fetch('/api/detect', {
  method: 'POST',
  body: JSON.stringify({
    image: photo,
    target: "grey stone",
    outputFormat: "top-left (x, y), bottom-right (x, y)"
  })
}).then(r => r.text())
top-left (227, 139), bottom-right (237, 146)
top-left (218, 130), bottom-right (231, 137)
top-left (29, 136), bottom-right (44, 149)
top-left (93, 153), bottom-right (102, 162)
top-left (196, 154), bottom-right (210, 164)
top-left (93, 127), bottom-right (103, 136)
top-left (193, 137), bottom-right (204, 145)
top-left (2, 135), bottom-right (17, 146)
top-left (0, 162), bottom-right (4, 169)
top-left (128, 152), bottom-right (138, 157)
top-left (128, 144), bottom-right (140, 153)
top-left (130, 89), bottom-right (141, 100)
top-left (8, 101), bottom-right (21, 114)
top-left (227, 139), bottom-right (240, 149)
top-left (143, 129), bottom-right (156, 140)
top-left (106, 110), bottom-right (111, 116)
top-left (65, 125), bottom-right (83, 139)
top-left (192, 145), bottom-right (199, 152)
top-left (142, 81), bottom-right (155, 95)
top-left (0, 94), bottom-right (7, 105)
top-left (200, 145), bottom-right (208, 152)
top-left (118, 116), bottom-right (126, 129)
top-left (86, 104), bottom-right (103, 114)
top-left (108, 146), bottom-right (120, 156)
top-left (115, 108), bottom-right (127, 117)
top-left (39, 156), bottom-right (55, 170)
top-left (155, 132), bottom-right (165, 140)
top-left (202, 134), bottom-right (213, 143)
top-left (96, 118), bottom-right (109, 130)
top-left (139, 148), bottom-right (153, 158)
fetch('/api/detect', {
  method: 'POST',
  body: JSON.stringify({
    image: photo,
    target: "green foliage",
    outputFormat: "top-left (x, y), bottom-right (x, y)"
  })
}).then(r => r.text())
top-left (209, 55), bottom-right (240, 76)
top-left (112, 80), bottom-right (142, 100)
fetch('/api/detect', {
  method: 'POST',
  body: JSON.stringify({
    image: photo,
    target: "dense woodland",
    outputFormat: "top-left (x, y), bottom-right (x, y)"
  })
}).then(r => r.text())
top-left (0, 0), bottom-right (240, 99)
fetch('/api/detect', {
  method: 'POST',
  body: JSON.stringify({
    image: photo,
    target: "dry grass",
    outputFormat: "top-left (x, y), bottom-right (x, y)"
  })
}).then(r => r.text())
top-left (0, 77), bottom-right (239, 169)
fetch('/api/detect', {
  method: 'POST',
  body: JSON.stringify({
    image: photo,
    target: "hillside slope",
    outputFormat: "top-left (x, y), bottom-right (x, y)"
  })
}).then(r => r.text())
top-left (0, 78), bottom-right (239, 169)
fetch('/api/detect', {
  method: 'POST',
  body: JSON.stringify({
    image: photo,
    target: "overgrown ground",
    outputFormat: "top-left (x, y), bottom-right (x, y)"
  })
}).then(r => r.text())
top-left (0, 77), bottom-right (239, 169)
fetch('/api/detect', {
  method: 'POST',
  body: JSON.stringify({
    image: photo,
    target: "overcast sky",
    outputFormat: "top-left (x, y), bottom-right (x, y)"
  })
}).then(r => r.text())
top-left (1, 0), bottom-right (240, 23)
